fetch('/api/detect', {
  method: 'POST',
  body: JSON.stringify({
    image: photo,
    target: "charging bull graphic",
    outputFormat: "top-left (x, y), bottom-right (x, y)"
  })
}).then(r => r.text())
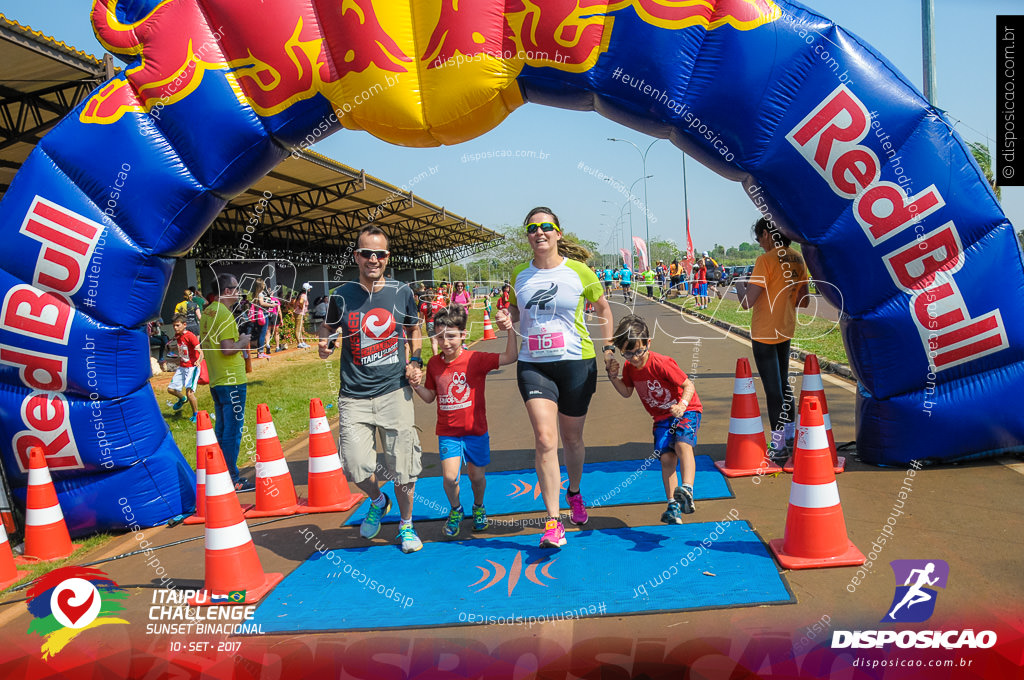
top-left (0, 0), bottom-right (1020, 535)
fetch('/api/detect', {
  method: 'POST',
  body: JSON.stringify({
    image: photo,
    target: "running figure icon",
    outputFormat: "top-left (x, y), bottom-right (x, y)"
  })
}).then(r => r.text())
top-left (887, 562), bottom-right (939, 620)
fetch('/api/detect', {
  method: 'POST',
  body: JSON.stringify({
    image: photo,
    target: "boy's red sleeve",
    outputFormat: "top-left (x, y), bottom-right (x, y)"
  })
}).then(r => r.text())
top-left (482, 352), bottom-right (500, 373)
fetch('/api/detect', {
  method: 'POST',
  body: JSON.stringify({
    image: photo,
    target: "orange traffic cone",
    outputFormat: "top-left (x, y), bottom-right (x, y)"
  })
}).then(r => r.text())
top-left (183, 412), bottom-right (212, 525)
top-left (1, 523), bottom-right (28, 589)
top-left (245, 404), bottom-right (301, 518)
top-left (482, 311), bottom-right (497, 340)
top-left (784, 355), bottom-right (844, 473)
top-left (299, 398), bottom-right (364, 513)
top-left (769, 397), bottom-right (865, 569)
top-left (188, 440), bottom-right (283, 606)
top-left (16, 447), bottom-right (79, 563)
top-left (716, 358), bottom-right (781, 477)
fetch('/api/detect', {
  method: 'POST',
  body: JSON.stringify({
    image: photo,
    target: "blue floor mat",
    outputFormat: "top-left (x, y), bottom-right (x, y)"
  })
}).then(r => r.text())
top-left (344, 455), bottom-right (732, 526)
top-left (253, 521), bottom-right (792, 633)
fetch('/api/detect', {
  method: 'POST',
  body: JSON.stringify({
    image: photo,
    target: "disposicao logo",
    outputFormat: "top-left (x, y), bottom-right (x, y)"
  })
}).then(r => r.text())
top-left (832, 559), bottom-right (997, 650)
top-left (25, 566), bottom-right (128, 659)
top-left (883, 559), bottom-right (948, 623)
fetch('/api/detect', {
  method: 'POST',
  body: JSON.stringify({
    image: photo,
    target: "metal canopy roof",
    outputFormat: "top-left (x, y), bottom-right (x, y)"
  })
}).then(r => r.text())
top-left (0, 14), bottom-right (501, 268)
top-left (0, 14), bottom-right (110, 194)
top-left (196, 150), bottom-right (501, 269)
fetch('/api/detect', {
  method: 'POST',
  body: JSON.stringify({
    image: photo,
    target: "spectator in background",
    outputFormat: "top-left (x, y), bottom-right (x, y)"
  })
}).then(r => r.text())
top-left (669, 259), bottom-right (681, 297)
top-left (293, 283), bottom-right (311, 349)
top-left (250, 279), bottom-right (273, 359)
top-left (201, 273), bottom-right (253, 491)
top-left (451, 281), bottom-right (471, 313)
top-left (419, 287), bottom-right (440, 356)
top-left (311, 295), bottom-right (328, 328)
top-left (148, 318), bottom-right (171, 369)
top-left (737, 217), bottom-right (810, 456)
top-left (266, 291), bottom-right (284, 352)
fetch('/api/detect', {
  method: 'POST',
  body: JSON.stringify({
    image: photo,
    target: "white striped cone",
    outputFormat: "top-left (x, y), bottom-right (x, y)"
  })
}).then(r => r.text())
top-left (17, 447), bottom-right (78, 563)
top-left (184, 412), bottom-right (212, 524)
top-left (300, 398), bottom-right (363, 513)
top-left (716, 358), bottom-right (780, 477)
top-left (769, 397), bottom-right (864, 569)
top-left (784, 355), bottom-right (844, 473)
top-left (1, 522), bottom-right (28, 589)
top-left (188, 441), bottom-right (282, 606)
top-left (245, 404), bottom-right (301, 518)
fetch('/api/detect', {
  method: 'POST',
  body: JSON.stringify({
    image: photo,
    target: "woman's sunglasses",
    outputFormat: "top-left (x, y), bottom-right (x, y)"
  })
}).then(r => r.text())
top-left (355, 248), bottom-right (389, 260)
top-left (526, 222), bottom-right (560, 235)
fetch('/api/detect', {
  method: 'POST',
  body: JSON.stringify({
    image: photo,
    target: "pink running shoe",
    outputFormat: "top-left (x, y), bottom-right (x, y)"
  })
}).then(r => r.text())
top-left (539, 518), bottom-right (566, 548)
top-left (567, 491), bottom-right (589, 525)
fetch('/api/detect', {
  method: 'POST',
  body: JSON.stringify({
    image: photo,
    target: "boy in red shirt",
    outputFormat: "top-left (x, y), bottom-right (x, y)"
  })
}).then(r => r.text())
top-left (604, 314), bottom-right (702, 524)
top-left (410, 304), bottom-right (518, 537)
top-left (167, 314), bottom-right (204, 422)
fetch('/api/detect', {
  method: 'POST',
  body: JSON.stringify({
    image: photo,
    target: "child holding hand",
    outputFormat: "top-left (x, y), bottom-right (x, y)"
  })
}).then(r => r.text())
top-left (409, 305), bottom-right (518, 536)
top-left (604, 314), bottom-right (703, 524)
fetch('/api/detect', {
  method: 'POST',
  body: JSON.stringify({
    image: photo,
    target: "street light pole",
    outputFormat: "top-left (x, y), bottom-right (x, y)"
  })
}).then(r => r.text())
top-left (609, 138), bottom-right (663, 254)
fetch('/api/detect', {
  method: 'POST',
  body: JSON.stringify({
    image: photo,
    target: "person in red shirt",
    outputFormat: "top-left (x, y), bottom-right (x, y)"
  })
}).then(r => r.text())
top-left (605, 314), bottom-right (703, 524)
top-left (166, 314), bottom-right (204, 422)
top-left (409, 304), bottom-right (518, 537)
top-left (418, 287), bottom-right (440, 356)
top-left (496, 283), bottom-right (511, 312)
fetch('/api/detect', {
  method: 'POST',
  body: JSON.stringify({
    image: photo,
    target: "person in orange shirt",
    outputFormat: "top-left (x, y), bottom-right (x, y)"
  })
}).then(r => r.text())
top-left (737, 217), bottom-right (810, 456)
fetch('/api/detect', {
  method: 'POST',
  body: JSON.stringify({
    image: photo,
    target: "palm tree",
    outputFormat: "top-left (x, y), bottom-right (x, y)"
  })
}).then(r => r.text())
top-left (967, 141), bottom-right (1000, 202)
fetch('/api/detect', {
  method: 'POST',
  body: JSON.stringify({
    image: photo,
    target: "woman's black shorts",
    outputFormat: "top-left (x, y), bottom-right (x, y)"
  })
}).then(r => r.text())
top-left (517, 358), bottom-right (598, 417)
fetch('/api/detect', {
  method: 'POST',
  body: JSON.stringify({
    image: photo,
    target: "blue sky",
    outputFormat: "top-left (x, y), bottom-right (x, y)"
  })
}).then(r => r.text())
top-left (2, 0), bottom-right (1020, 258)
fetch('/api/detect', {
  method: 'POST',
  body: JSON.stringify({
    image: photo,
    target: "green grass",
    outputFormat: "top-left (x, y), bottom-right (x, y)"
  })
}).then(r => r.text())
top-left (671, 295), bottom-right (849, 365)
top-left (159, 304), bottom-right (497, 466)
top-left (2, 533), bottom-right (111, 595)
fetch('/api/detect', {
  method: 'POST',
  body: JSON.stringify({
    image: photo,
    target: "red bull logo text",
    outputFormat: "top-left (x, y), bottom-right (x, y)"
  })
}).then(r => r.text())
top-left (82, 0), bottom-right (778, 145)
top-left (787, 84), bottom-right (1009, 371)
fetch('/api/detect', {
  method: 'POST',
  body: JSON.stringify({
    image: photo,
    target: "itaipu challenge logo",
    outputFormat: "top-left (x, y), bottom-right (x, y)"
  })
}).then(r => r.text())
top-left (25, 566), bottom-right (129, 659)
top-left (883, 559), bottom-right (949, 623)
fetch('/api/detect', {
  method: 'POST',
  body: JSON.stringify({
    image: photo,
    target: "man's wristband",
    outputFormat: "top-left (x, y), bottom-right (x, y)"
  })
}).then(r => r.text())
top-left (408, 356), bottom-right (423, 366)
top-left (602, 344), bottom-right (616, 353)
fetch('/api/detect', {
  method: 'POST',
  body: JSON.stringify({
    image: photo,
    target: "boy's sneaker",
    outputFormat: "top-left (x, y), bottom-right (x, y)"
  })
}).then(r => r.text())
top-left (443, 508), bottom-right (463, 537)
top-left (398, 523), bottom-right (423, 553)
top-left (189, 414), bottom-right (197, 424)
top-left (360, 494), bottom-right (391, 539)
top-left (472, 505), bottom-right (488, 532)
top-left (673, 486), bottom-right (696, 515)
top-left (567, 491), bottom-right (589, 525)
top-left (539, 518), bottom-right (566, 548)
top-left (661, 501), bottom-right (684, 524)
top-left (171, 397), bottom-right (186, 412)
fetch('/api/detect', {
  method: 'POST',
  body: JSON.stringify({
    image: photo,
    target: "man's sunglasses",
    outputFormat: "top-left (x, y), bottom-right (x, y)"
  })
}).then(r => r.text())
top-left (355, 248), bottom-right (389, 260)
top-left (526, 222), bottom-right (560, 235)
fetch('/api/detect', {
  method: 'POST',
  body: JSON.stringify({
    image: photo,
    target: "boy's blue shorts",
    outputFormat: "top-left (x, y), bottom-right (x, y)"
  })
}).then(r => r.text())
top-left (653, 412), bottom-right (702, 454)
top-left (698, 283), bottom-right (708, 296)
top-left (439, 433), bottom-right (491, 467)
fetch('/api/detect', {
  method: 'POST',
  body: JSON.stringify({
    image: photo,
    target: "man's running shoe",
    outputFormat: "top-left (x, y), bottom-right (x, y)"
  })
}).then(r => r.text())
top-left (443, 508), bottom-right (463, 537)
top-left (398, 523), bottom-right (423, 553)
top-left (673, 486), bottom-right (696, 515)
top-left (539, 518), bottom-right (566, 548)
top-left (661, 501), bottom-right (684, 524)
top-left (359, 493), bottom-right (391, 539)
top-left (567, 491), bottom-right (589, 525)
top-left (472, 505), bottom-right (488, 532)
top-left (171, 397), bottom-right (186, 412)
top-left (189, 414), bottom-right (197, 423)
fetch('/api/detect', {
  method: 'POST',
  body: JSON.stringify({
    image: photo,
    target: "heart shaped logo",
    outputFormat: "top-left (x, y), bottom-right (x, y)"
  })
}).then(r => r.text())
top-left (50, 578), bottom-right (101, 629)
top-left (57, 588), bottom-right (94, 625)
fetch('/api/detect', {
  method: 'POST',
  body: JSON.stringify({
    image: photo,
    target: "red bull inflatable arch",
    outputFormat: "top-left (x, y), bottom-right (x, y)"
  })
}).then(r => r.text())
top-left (0, 0), bottom-right (1021, 535)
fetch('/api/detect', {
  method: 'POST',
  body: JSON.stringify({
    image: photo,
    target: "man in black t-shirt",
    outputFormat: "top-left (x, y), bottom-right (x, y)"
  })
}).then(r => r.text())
top-left (319, 225), bottom-right (425, 553)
